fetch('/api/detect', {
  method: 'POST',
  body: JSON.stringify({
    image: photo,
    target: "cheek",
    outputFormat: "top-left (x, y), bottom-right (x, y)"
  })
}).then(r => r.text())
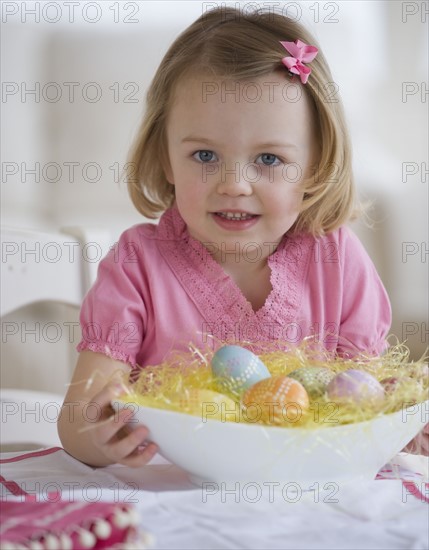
top-left (170, 156), bottom-right (205, 186)
top-left (174, 179), bottom-right (208, 215)
top-left (264, 180), bottom-right (304, 211)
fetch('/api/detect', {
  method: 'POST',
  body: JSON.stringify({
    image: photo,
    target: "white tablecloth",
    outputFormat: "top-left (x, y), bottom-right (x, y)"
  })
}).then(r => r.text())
top-left (1, 448), bottom-right (428, 550)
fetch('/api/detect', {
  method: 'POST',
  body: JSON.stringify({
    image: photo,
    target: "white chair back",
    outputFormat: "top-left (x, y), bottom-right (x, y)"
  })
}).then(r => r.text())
top-left (0, 226), bottom-right (110, 450)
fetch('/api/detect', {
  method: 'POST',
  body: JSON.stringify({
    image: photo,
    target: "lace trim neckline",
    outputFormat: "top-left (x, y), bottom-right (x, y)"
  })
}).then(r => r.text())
top-left (154, 207), bottom-right (312, 340)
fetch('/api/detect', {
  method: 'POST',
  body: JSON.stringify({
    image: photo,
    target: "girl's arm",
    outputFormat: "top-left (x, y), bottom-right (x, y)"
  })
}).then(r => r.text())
top-left (58, 350), bottom-right (158, 467)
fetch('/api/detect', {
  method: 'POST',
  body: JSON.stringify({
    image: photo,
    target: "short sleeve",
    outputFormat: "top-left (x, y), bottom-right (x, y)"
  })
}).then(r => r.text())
top-left (77, 228), bottom-right (147, 367)
top-left (337, 227), bottom-right (392, 357)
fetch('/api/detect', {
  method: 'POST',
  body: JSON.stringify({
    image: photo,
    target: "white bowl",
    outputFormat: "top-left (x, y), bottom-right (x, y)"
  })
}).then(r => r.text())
top-left (112, 399), bottom-right (428, 486)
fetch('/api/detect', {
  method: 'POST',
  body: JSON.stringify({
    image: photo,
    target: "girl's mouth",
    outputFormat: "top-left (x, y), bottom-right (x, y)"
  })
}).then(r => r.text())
top-left (215, 211), bottom-right (256, 221)
top-left (211, 211), bottom-right (260, 230)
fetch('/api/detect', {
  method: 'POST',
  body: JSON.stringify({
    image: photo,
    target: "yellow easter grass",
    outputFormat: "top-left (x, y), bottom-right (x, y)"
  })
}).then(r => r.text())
top-left (116, 340), bottom-right (428, 428)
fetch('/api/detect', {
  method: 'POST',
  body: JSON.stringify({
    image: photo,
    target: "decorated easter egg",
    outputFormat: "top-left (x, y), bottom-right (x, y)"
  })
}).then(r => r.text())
top-left (242, 375), bottom-right (309, 424)
top-left (380, 376), bottom-right (423, 404)
top-left (327, 369), bottom-right (385, 406)
top-left (211, 345), bottom-right (271, 396)
top-left (170, 389), bottom-right (239, 421)
top-left (287, 367), bottom-right (335, 399)
top-left (380, 376), bottom-right (411, 393)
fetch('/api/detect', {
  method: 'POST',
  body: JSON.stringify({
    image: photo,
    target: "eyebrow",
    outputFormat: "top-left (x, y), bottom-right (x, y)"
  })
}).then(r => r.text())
top-left (181, 136), bottom-right (297, 149)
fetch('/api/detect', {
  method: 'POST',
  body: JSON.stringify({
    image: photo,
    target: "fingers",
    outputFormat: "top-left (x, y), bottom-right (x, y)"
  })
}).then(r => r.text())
top-left (79, 380), bottom-right (160, 466)
top-left (88, 381), bottom-right (129, 419)
top-left (90, 406), bottom-right (159, 466)
top-left (117, 441), bottom-right (159, 468)
top-left (95, 408), bottom-right (135, 444)
top-left (101, 421), bottom-right (159, 467)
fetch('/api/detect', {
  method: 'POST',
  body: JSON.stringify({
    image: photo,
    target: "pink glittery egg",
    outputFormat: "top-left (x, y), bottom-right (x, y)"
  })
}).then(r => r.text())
top-left (380, 376), bottom-right (402, 393)
top-left (380, 376), bottom-right (423, 405)
top-left (327, 369), bottom-right (385, 406)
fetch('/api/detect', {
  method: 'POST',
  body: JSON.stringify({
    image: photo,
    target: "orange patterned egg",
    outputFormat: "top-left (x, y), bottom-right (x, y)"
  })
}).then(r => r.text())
top-left (242, 375), bottom-right (309, 425)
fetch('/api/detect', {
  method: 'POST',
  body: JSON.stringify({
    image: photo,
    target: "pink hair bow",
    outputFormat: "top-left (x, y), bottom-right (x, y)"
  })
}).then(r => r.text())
top-left (280, 40), bottom-right (318, 84)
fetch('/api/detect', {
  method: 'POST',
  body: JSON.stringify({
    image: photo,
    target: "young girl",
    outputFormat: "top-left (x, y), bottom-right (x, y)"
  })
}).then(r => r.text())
top-left (58, 7), bottom-right (428, 465)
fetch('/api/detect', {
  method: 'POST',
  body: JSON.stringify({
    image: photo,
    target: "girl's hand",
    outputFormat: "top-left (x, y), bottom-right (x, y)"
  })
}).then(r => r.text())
top-left (58, 351), bottom-right (159, 468)
top-left (86, 382), bottom-right (159, 468)
top-left (402, 423), bottom-right (429, 456)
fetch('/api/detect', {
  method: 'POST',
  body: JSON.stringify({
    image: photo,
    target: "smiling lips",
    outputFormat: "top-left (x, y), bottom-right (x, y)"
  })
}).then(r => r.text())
top-left (212, 210), bottom-right (260, 230)
top-left (215, 211), bottom-right (256, 221)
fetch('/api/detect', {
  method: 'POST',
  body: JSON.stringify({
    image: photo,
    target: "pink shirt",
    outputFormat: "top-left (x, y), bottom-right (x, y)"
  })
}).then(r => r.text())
top-left (77, 207), bottom-right (391, 372)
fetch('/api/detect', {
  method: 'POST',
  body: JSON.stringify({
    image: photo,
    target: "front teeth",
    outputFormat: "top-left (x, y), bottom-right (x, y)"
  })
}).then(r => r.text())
top-left (217, 212), bottom-right (253, 220)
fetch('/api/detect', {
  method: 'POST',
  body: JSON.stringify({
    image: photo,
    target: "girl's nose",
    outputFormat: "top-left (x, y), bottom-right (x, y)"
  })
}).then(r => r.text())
top-left (215, 162), bottom-right (254, 196)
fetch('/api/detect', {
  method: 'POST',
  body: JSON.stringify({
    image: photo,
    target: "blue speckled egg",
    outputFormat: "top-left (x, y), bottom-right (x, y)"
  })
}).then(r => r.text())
top-left (211, 345), bottom-right (271, 396)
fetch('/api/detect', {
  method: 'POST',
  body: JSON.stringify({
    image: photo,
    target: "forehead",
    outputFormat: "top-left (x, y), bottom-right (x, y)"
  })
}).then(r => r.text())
top-left (167, 72), bottom-right (315, 147)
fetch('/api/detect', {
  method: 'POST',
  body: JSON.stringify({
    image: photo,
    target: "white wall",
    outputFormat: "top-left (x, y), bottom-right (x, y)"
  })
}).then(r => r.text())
top-left (1, 1), bottom-right (428, 393)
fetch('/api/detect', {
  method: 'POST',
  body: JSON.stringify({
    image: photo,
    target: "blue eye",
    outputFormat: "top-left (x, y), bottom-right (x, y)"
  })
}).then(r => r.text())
top-left (257, 154), bottom-right (281, 166)
top-left (193, 150), bottom-right (217, 163)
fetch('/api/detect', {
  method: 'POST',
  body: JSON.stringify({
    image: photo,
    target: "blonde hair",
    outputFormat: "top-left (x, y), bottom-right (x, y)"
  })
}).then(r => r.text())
top-left (127, 6), bottom-right (358, 235)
